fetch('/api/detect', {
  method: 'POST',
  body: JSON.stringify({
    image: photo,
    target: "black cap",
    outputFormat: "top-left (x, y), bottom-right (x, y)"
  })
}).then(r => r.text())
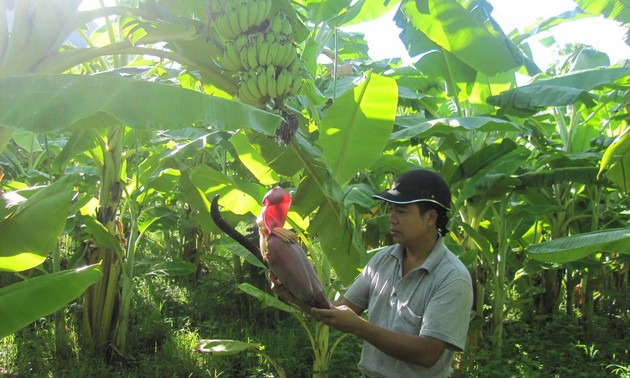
top-left (372, 169), bottom-right (451, 211)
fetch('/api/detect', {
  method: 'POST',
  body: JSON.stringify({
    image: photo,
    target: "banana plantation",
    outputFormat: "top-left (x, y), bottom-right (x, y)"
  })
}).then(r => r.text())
top-left (1, 0), bottom-right (629, 376)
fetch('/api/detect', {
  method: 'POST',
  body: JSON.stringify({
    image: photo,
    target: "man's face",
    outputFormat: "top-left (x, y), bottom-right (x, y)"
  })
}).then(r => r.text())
top-left (387, 203), bottom-right (436, 246)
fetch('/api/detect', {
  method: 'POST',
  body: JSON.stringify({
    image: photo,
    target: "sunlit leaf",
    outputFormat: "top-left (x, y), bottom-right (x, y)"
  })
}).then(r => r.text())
top-left (599, 127), bottom-right (630, 194)
top-left (237, 283), bottom-right (299, 314)
top-left (78, 215), bottom-right (124, 256)
top-left (318, 72), bottom-right (397, 186)
top-left (0, 176), bottom-right (74, 272)
top-left (231, 131), bottom-right (280, 186)
top-left (401, 0), bottom-right (521, 75)
top-left (196, 339), bottom-right (262, 355)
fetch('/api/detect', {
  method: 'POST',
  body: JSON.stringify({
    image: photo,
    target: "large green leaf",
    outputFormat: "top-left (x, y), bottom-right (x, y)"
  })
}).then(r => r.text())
top-left (292, 133), bottom-right (366, 285)
top-left (599, 127), bottom-right (630, 194)
top-left (196, 338), bottom-right (262, 356)
top-left (341, 0), bottom-right (402, 26)
top-left (391, 116), bottom-right (523, 140)
top-left (450, 139), bottom-right (519, 184)
top-left (401, 0), bottom-right (521, 76)
top-left (318, 72), bottom-right (397, 186)
top-left (0, 264), bottom-right (102, 338)
top-left (237, 283), bottom-right (299, 314)
top-left (487, 67), bottom-right (630, 114)
top-left (528, 228), bottom-right (630, 263)
top-left (0, 74), bottom-right (282, 136)
top-left (78, 214), bottom-right (125, 256)
top-left (0, 176), bottom-right (74, 272)
top-left (575, 0), bottom-right (630, 22)
top-left (230, 131), bottom-right (280, 186)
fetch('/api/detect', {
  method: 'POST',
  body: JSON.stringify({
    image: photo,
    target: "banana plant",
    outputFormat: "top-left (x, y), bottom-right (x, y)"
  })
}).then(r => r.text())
top-left (0, 175), bottom-right (103, 338)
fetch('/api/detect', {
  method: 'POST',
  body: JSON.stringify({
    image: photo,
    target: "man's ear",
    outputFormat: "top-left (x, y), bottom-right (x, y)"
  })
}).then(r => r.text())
top-left (427, 209), bottom-right (438, 226)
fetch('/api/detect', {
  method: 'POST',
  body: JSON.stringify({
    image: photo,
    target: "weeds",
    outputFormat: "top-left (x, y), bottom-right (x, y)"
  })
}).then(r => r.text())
top-left (1, 274), bottom-right (629, 377)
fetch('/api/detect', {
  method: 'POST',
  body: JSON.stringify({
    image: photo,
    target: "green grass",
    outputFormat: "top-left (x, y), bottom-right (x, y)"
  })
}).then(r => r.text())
top-left (1, 271), bottom-right (629, 377)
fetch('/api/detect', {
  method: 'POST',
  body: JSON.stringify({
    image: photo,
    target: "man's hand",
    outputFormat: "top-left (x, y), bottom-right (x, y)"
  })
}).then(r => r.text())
top-left (310, 304), bottom-right (363, 334)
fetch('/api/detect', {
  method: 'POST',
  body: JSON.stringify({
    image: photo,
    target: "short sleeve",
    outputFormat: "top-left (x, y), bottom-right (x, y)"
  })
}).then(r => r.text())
top-left (344, 264), bottom-right (372, 311)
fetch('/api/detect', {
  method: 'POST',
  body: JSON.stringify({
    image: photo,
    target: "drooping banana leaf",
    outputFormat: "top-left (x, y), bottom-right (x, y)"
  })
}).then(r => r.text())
top-left (487, 67), bottom-right (630, 115)
top-left (400, 0), bottom-right (524, 76)
top-left (529, 228), bottom-right (630, 263)
top-left (0, 264), bottom-right (102, 338)
top-left (0, 175), bottom-right (74, 272)
top-left (575, 0), bottom-right (630, 23)
top-left (0, 74), bottom-right (282, 150)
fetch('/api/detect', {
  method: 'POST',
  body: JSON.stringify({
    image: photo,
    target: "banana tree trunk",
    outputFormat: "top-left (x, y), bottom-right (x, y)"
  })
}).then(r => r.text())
top-left (490, 197), bottom-right (510, 355)
top-left (83, 125), bottom-right (125, 351)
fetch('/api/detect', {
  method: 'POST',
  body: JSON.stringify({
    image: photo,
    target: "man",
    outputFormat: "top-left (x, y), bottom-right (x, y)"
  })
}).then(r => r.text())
top-left (304, 169), bottom-right (473, 377)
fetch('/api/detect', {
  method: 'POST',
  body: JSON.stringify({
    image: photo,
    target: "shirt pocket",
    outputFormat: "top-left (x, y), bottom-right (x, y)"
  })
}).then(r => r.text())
top-left (393, 305), bottom-right (423, 335)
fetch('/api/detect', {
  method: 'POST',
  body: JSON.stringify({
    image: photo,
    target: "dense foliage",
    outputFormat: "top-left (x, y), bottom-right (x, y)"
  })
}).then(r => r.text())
top-left (1, 0), bottom-right (629, 376)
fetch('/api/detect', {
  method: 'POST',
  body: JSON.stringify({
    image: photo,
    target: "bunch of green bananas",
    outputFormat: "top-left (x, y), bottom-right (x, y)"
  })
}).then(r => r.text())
top-left (210, 0), bottom-right (272, 40)
top-left (238, 59), bottom-right (304, 105)
top-left (211, 0), bottom-right (305, 107)
top-left (223, 32), bottom-right (298, 72)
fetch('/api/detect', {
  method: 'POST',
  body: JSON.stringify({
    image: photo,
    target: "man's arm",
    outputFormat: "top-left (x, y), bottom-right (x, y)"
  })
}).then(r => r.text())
top-left (310, 304), bottom-right (446, 367)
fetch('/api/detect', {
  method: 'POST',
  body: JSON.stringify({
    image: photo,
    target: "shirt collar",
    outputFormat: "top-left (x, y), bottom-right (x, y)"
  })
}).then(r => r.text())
top-left (391, 235), bottom-right (447, 274)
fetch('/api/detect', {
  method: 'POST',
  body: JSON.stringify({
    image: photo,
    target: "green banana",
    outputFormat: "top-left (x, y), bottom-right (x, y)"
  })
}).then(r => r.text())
top-left (267, 64), bottom-right (278, 98)
top-left (246, 71), bottom-right (263, 99)
top-left (235, 34), bottom-right (249, 50)
top-left (263, 0), bottom-right (273, 25)
top-left (256, 34), bottom-right (267, 66)
top-left (273, 41), bottom-right (291, 67)
top-left (221, 46), bottom-right (241, 71)
top-left (281, 18), bottom-right (293, 36)
top-left (247, 42), bottom-right (259, 69)
top-left (238, 82), bottom-right (260, 107)
top-left (227, 41), bottom-right (243, 70)
top-left (226, 3), bottom-right (241, 36)
top-left (252, 34), bottom-right (265, 66)
top-left (238, 1), bottom-right (249, 33)
top-left (216, 14), bottom-right (237, 40)
top-left (255, 0), bottom-right (271, 26)
top-left (289, 58), bottom-right (302, 74)
top-left (266, 40), bottom-right (280, 68)
top-left (283, 46), bottom-right (297, 68)
top-left (248, 0), bottom-right (259, 27)
top-left (289, 73), bottom-right (303, 96)
top-left (283, 71), bottom-right (295, 97)
top-left (271, 12), bottom-right (284, 35)
top-left (257, 66), bottom-right (269, 97)
top-left (275, 68), bottom-right (289, 97)
top-left (239, 44), bottom-right (250, 70)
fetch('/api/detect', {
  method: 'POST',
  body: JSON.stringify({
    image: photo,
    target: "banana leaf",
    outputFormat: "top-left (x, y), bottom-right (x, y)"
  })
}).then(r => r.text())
top-left (528, 228), bottom-right (630, 263)
top-left (0, 264), bottom-right (102, 338)
top-left (0, 176), bottom-right (74, 272)
top-left (0, 74), bottom-right (282, 141)
top-left (318, 72), bottom-right (397, 186)
top-left (487, 67), bottom-right (630, 115)
top-left (401, 0), bottom-right (523, 76)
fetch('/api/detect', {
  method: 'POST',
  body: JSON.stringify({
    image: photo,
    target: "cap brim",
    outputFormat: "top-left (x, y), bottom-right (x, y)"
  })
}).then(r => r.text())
top-left (372, 192), bottom-right (450, 210)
